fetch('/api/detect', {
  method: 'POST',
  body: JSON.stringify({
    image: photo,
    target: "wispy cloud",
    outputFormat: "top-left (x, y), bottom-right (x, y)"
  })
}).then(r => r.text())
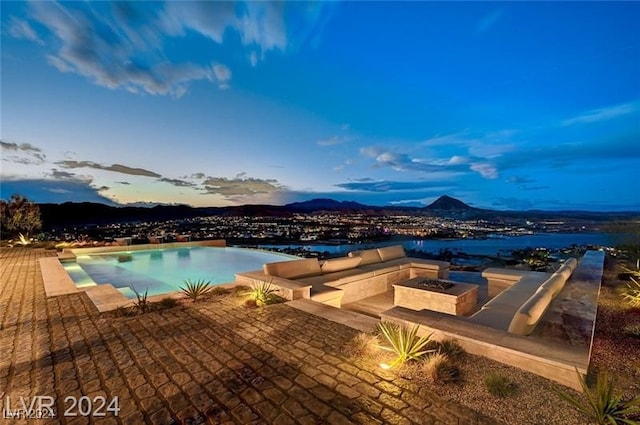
top-left (0, 140), bottom-right (46, 164)
top-left (158, 177), bottom-right (197, 188)
top-left (56, 160), bottom-right (161, 177)
top-left (317, 135), bottom-right (352, 146)
top-left (563, 102), bottom-right (638, 126)
top-left (201, 173), bottom-right (285, 197)
top-left (7, 17), bottom-right (43, 44)
top-left (213, 64), bottom-right (232, 90)
top-left (475, 9), bottom-right (504, 35)
top-left (335, 179), bottom-right (453, 193)
top-left (359, 146), bottom-right (497, 179)
top-left (11, 1), bottom-right (335, 97)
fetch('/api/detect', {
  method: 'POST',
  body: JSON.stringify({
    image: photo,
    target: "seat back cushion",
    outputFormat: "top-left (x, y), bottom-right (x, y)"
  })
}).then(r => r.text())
top-left (263, 258), bottom-right (321, 279)
top-left (554, 258), bottom-right (578, 280)
top-left (377, 245), bottom-right (406, 262)
top-left (540, 274), bottom-right (567, 298)
top-left (508, 289), bottom-right (553, 335)
top-left (348, 249), bottom-right (382, 265)
top-left (321, 256), bottom-right (362, 274)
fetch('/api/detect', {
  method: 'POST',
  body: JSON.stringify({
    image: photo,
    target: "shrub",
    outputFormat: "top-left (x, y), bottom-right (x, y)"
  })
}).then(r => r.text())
top-left (180, 279), bottom-right (213, 302)
top-left (436, 339), bottom-right (465, 359)
top-left (346, 332), bottom-right (379, 358)
top-left (558, 369), bottom-right (640, 425)
top-left (484, 372), bottom-right (517, 397)
top-left (623, 277), bottom-right (640, 308)
top-left (421, 352), bottom-right (460, 384)
top-left (377, 321), bottom-right (434, 368)
top-left (210, 286), bottom-right (231, 296)
top-left (157, 297), bottom-right (179, 309)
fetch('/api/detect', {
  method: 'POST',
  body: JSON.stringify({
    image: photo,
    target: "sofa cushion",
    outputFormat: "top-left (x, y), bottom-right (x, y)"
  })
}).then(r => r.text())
top-left (263, 258), bottom-right (321, 279)
top-left (540, 274), bottom-right (567, 298)
top-left (321, 256), bottom-right (362, 273)
top-left (508, 288), bottom-right (553, 335)
top-left (348, 249), bottom-right (382, 265)
top-left (554, 258), bottom-right (578, 280)
top-left (377, 245), bottom-right (406, 261)
top-left (408, 258), bottom-right (450, 270)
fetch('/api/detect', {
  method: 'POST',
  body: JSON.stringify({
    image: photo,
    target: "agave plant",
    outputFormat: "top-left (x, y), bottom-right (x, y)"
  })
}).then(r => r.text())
top-left (377, 321), bottom-right (434, 368)
top-left (623, 277), bottom-right (640, 308)
top-left (244, 280), bottom-right (278, 306)
top-left (17, 233), bottom-right (31, 246)
top-left (558, 369), bottom-right (640, 425)
top-left (180, 279), bottom-right (213, 302)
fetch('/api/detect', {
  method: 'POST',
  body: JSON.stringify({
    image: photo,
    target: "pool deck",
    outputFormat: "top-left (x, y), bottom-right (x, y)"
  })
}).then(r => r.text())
top-left (0, 248), bottom-right (499, 424)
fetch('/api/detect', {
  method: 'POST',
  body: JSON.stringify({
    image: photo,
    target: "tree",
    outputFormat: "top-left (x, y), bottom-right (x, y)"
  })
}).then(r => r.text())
top-left (0, 194), bottom-right (42, 238)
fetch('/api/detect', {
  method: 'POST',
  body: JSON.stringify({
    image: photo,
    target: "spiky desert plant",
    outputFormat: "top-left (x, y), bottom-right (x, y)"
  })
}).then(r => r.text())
top-left (485, 372), bottom-right (517, 398)
top-left (624, 324), bottom-right (640, 338)
top-left (245, 280), bottom-right (278, 306)
top-left (377, 321), bottom-right (434, 368)
top-left (558, 369), bottom-right (640, 425)
top-left (623, 277), bottom-right (640, 308)
top-left (17, 233), bottom-right (31, 246)
top-left (131, 288), bottom-right (152, 314)
top-left (180, 279), bottom-right (213, 302)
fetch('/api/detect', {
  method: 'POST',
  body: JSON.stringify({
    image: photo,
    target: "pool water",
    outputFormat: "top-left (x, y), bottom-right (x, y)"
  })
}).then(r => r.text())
top-left (62, 246), bottom-right (297, 299)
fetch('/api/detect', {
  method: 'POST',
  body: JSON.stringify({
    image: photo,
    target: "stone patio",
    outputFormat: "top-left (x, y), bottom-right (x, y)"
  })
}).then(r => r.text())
top-left (0, 248), bottom-right (499, 424)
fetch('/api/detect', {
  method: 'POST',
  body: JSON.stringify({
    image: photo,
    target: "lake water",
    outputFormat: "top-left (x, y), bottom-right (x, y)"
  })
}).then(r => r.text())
top-left (252, 232), bottom-right (622, 257)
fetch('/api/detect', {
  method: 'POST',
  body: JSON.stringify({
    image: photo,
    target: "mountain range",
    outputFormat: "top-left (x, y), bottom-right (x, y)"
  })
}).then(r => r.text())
top-left (37, 195), bottom-right (636, 229)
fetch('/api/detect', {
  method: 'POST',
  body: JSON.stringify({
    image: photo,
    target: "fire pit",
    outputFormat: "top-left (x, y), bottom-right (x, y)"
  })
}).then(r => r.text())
top-left (414, 278), bottom-right (454, 291)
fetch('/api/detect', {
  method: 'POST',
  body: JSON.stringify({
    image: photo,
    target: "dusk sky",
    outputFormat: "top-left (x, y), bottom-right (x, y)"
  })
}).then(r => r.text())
top-left (1, 1), bottom-right (639, 211)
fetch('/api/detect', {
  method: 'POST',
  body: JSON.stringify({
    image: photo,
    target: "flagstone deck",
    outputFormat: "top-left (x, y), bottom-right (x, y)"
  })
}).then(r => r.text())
top-left (0, 248), bottom-right (499, 424)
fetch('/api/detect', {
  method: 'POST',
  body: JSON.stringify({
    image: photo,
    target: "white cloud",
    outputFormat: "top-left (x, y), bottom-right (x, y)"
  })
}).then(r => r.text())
top-left (18, 2), bottom-right (331, 96)
top-left (470, 163), bottom-right (498, 179)
top-left (563, 102), bottom-right (638, 126)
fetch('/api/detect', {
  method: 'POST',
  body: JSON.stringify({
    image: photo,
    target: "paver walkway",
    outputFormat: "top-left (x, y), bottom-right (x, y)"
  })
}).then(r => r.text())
top-left (0, 248), bottom-right (499, 424)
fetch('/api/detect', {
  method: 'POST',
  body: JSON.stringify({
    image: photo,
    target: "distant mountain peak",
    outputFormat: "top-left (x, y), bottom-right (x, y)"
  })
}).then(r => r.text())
top-left (424, 195), bottom-right (475, 211)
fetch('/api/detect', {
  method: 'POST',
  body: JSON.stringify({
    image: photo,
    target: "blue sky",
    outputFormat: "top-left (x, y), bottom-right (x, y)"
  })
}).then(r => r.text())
top-left (1, 1), bottom-right (639, 211)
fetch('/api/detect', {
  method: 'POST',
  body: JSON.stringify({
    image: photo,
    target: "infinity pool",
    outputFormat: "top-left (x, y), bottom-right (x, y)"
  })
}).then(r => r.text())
top-left (62, 246), bottom-right (297, 299)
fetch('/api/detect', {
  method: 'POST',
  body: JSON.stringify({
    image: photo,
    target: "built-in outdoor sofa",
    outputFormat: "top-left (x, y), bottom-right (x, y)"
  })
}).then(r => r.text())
top-left (235, 245), bottom-right (450, 307)
top-left (381, 251), bottom-right (605, 390)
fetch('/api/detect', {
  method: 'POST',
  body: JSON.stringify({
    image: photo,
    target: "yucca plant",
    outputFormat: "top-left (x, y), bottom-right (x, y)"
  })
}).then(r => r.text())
top-left (377, 321), bottom-right (434, 368)
top-left (244, 280), bottom-right (278, 306)
top-left (180, 279), bottom-right (213, 302)
top-left (558, 369), bottom-right (640, 424)
top-left (623, 277), bottom-right (640, 308)
top-left (131, 288), bottom-right (152, 314)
